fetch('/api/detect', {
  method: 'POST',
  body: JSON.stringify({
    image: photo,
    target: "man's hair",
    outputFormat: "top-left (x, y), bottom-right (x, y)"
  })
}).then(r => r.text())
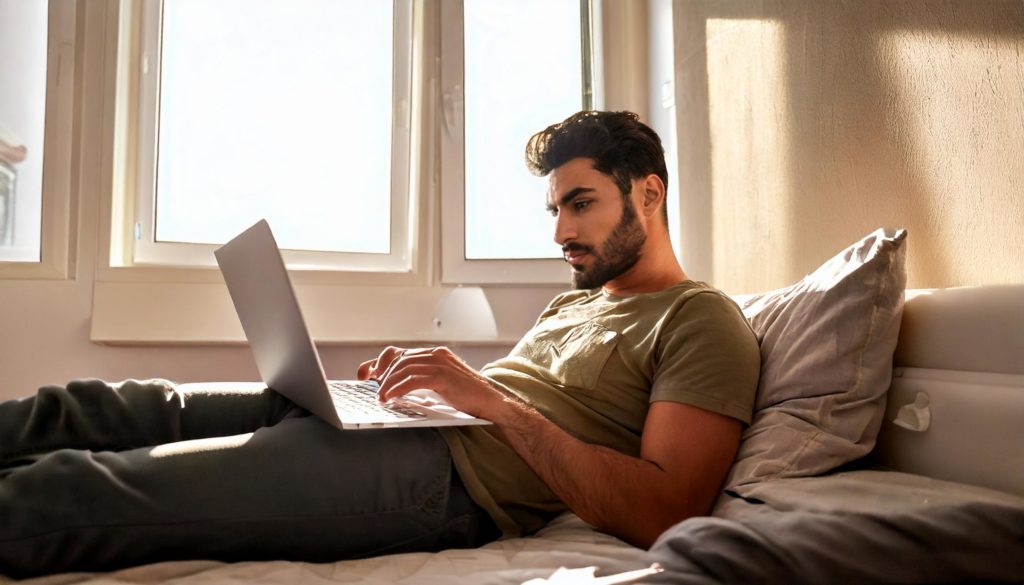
top-left (525, 110), bottom-right (669, 222)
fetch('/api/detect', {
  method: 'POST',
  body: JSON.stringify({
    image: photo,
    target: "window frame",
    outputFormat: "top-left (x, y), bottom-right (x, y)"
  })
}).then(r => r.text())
top-left (90, 0), bottom-right (649, 345)
top-left (438, 0), bottom-right (602, 285)
top-left (118, 0), bottom-right (416, 274)
top-left (0, 0), bottom-right (77, 280)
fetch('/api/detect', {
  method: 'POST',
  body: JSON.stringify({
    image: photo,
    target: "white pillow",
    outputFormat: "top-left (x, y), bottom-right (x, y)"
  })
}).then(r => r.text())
top-left (724, 228), bottom-right (908, 489)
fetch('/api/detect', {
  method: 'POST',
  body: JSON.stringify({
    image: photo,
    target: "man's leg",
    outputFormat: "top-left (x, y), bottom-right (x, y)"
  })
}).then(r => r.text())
top-left (0, 415), bottom-right (499, 577)
top-left (0, 379), bottom-right (299, 464)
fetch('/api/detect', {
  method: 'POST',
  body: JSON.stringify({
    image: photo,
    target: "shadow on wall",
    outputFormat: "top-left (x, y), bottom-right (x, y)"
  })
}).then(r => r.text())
top-left (676, 0), bottom-right (1024, 293)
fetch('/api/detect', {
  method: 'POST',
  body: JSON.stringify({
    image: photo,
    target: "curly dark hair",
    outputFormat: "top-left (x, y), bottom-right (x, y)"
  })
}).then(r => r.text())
top-left (525, 110), bottom-right (668, 222)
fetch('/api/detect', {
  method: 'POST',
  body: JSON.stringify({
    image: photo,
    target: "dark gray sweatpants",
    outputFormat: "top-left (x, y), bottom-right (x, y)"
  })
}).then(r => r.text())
top-left (0, 379), bottom-right (499, 578)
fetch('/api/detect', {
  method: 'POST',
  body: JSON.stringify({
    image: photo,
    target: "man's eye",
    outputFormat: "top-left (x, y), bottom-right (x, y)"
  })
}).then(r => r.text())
top-left (574, 200), bottom-right (591, 211)
top-left (547, 208), bottom-right (559, 218)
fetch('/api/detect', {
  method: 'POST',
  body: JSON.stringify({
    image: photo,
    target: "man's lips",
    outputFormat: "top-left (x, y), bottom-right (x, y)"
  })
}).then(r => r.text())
top-left (563, 248), bottom-right (591, 266)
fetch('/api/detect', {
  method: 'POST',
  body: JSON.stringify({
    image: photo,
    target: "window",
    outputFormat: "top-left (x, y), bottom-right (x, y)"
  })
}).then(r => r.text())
top-left (122, 0), bottom-right (413, 272)
top-left (0, 0), bottom-right (47, 263)
top-left (117, 0), bottom-right (595, 282)
top-left (94, 0), bottom-right (607, 343)
top-left (441, 0), bottom-right (598, 283)
top-left (0, 0), bottom-right (75, 279)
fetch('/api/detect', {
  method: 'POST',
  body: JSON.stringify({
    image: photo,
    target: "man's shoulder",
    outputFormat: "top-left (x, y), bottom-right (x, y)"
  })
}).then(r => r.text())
top-left (629, 282), bottom-right (753, 345)
top-left (540, 281), bottom-right (741, 324)
top-left (626, 280), bottom-right (734, 313)
top-left (662, 282), bottom-right (751, 329)
top-left (672, 282), bottom-right (743, 312)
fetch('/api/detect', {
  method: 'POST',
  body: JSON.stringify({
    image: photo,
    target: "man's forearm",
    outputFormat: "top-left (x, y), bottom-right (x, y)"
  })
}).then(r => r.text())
top-left (488, 398), bottom-right (702, 548)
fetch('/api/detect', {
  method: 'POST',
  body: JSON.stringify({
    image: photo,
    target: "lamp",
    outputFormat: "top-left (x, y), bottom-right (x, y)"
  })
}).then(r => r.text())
top-left (432, 286), bottom-right (498, 341)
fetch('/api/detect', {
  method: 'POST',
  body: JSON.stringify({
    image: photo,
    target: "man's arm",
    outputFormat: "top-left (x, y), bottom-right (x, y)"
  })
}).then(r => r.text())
top-left (491, 396), bottom-right (741, 548)
top-left (361, 346), bottom-right (742, 548)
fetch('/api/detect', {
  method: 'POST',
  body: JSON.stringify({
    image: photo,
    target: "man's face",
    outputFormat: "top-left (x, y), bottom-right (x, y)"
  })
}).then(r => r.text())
top-left (546, 158), bottom-right (647, 289)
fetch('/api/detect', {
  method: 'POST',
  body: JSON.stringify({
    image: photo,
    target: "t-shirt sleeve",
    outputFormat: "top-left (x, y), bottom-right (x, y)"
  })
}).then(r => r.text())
top-left (649, 291), bottom-right (761, 424)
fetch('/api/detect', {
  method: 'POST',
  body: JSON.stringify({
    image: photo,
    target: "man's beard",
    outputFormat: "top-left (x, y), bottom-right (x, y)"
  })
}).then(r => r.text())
top-left (564, 199), bottom-right (647, 290)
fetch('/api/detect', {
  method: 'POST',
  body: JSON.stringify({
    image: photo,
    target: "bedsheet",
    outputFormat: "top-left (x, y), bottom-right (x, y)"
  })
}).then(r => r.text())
top-left (647, 470), bottom-right (1024, 584)
top-left (1, 513), bottom-right (648, 585)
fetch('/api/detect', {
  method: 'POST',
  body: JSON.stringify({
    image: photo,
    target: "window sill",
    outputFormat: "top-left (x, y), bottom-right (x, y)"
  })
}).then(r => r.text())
top-left (90, 280), bottom-right (564, 346)
top-left (0, 259), bottom-right (70, 280)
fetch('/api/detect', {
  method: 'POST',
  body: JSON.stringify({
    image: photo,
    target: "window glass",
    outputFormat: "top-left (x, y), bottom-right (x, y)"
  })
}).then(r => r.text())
top-left (0, 0), bottom-right (47, 262)
top-left (155, 0), bottom-right (393, 253)
top-left (463, 0), bottom-right (583, 260)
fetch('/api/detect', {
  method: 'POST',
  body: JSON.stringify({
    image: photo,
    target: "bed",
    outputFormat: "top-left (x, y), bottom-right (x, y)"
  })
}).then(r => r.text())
top-left (5, 230), bottom-right (1023, 584)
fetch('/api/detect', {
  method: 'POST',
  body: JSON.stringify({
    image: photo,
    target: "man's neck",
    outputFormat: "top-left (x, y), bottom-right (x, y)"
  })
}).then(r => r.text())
top-left (602, 241), bottom-right (688, 296)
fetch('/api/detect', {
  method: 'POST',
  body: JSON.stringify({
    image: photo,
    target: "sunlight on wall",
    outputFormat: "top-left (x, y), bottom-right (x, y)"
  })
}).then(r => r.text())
top-left (705, 18), bottom-right (790, 293)
top-left (881, 31), bottom-right (1024, 286)
top-left (679, 2), bottom-right (1023, 294)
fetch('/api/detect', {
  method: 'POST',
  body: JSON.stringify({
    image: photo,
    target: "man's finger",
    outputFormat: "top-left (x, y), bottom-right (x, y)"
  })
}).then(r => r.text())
top-left (377, 346), bottom-right (412, 382)
top-left (377, 362), bottom-right (443, 402)
top-left (366, 346), bottom-right (407, 381)
top-left (356, 359), bottom-right (375, 380)
top-left (379, 373), bottom-right (440, 404)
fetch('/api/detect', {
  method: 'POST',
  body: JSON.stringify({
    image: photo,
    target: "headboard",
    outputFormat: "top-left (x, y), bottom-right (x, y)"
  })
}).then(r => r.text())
top-left (873, 285), bottom-right (1024, 496)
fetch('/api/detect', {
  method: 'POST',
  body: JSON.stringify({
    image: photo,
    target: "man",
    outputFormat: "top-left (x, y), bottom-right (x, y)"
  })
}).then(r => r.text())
top-left (0, 111), bottom-right (759, 577)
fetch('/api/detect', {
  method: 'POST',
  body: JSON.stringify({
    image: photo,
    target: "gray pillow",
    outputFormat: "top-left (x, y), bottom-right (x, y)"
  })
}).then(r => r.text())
top-left (724, 228), bottom-right (908, 489)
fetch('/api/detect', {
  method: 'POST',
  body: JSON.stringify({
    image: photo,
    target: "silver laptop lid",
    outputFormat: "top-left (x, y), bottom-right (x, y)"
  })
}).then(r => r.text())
top-left (214, 219), bottom-right (340, 425)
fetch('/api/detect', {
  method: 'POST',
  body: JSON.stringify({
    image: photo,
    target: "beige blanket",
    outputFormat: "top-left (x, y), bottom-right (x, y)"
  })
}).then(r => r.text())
top-left (3, 514), bottom-right (648, 585)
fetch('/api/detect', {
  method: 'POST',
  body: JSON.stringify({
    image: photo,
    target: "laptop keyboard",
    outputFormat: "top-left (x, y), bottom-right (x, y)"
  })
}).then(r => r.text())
top-left (328, 380), bottom-right (426, 420)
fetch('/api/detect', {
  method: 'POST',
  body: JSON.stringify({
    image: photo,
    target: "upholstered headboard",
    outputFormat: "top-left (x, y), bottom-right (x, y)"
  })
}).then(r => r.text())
top-left (873, 285), bottom-right (1024, 496)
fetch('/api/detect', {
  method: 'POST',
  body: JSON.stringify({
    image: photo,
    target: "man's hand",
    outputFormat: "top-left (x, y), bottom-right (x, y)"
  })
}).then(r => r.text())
top-left (356, 346), bottom-right (510, 420)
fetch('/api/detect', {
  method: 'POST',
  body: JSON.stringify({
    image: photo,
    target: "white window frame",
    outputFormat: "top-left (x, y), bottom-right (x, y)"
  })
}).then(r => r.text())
top-left (90, 0), bottom-right (649, 345)
top-left (0, 0), bottom-right (77, 280)
top-left (117, 0), bottom-right (415, 273)
top-left (438, 0), bottom-right (603, 285)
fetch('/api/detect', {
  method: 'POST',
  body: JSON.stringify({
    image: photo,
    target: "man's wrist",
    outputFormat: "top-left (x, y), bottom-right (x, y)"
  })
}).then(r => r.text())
top-left (488, 393), bottom-right (542, 438)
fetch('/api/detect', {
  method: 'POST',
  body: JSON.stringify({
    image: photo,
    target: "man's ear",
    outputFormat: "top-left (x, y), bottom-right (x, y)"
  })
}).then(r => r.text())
top-left (640, 174), bottom-right (666, 218)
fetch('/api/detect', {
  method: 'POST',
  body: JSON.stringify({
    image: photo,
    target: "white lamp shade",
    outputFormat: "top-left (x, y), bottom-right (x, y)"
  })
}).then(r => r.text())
top-left (432, 286), bottom-right (498, 341)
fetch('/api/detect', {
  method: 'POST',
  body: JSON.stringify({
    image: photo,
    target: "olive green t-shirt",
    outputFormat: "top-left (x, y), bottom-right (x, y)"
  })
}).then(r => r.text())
top-left (440, 281), bottom-right (761, 537)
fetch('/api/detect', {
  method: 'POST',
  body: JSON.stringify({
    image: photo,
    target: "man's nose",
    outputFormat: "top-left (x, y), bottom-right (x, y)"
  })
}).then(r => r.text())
top-left (553, 213), bottom-right (577, 246)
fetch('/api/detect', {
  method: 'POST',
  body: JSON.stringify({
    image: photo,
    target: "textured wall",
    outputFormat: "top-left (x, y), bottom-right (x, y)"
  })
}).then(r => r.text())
top-left (675, 0), bottom-right (1024, 294)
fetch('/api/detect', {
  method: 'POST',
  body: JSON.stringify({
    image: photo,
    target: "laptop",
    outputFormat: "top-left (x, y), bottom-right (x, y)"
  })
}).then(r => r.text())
top-left (214, 219), bottom-right (491, 430)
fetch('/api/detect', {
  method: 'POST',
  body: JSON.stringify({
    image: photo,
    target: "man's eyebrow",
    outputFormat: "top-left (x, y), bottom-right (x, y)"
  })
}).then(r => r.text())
top-left (546, 187), bottom-right (595, 213)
